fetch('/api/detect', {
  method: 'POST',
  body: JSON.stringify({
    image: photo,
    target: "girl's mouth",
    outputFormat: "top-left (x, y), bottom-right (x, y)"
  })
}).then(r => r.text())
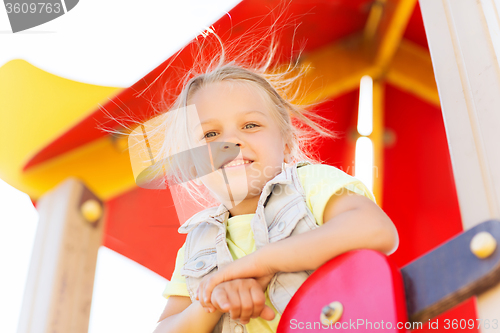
top-left (221, 159), bottom-right (253, 169)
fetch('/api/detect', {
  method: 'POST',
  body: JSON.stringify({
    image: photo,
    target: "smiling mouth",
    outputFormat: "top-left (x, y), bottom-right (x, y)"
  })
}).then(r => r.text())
top-left (221, 159), bottom-right (253, 169)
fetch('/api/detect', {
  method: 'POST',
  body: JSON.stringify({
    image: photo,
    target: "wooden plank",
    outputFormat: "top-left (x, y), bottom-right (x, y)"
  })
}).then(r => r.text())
top-left (419, 0), bottom-right (500, 327)
top-left (288, 35), bottom-right (378, 105)
top-left (401, 220), bottom-right (500, 323)
top-left (386, 39), bottom-right (440, 106)
top-left (16, 178), bottom-right (105, 333)
top-left (373, 0), bottom-right (418, 68)
top-left (372, 80), bottom-right (385, 207)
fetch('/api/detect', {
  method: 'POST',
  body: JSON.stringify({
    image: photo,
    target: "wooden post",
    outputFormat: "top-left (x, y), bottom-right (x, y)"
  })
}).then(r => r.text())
top-left (419, 0), bottom-right (500, 327)
top-left (371, 79), bottom-right (385, 208)
top-left (16, 177), bottom-right (105, 333)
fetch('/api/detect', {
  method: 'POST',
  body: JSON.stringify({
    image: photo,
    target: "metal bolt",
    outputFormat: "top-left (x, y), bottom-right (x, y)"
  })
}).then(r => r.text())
top-left (320, 301), bottom-right (343, 325)
top-left (470, 231), bottom-right (497, 259)
top-left (81, 199), bottom-right (102, 223)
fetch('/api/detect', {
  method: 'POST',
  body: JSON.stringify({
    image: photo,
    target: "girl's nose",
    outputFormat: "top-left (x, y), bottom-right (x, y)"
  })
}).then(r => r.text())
top-left (210, 142), bottom-right (241, 170)
top-left (219, 143), bottom-right (241, 160)
top-left (220, 131), bottom-right (244, 148)
top-left (218, 142), bottom-right (240, 155)
top-left (222, 143), bottom-right (241, 149)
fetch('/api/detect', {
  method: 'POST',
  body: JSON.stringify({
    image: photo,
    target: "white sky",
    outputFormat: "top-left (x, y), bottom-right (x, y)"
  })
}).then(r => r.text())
top-left (0, 0), bottom-right (241, 332)
top-left (0, 0), bottom-right (242, 86)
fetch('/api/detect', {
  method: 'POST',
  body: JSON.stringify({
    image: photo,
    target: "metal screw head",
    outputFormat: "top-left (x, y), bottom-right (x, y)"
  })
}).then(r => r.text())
top-left (471, 231), bottom-right (497, 259)
top-left (320, 301), bottom-right (343, 325)
top-left (322, 305), bottom-right (335, 317)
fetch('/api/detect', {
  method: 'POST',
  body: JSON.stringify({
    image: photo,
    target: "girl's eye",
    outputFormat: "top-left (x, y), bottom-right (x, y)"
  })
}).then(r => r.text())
top-left (203, 131), bottom-right (217, 139)
top-left (244, 123), bottom-right (259, 129)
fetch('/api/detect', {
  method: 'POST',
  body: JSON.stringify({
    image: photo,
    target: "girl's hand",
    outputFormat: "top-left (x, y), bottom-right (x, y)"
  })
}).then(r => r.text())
top-left (209, 278), bottom-right (276, 324)
top-left (196, 251), bottom-right (277, 312)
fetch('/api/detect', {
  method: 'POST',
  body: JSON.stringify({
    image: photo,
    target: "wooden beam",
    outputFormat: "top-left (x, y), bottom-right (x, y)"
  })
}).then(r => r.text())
top-left (291, 36), bottom-right (438, 107)
top-left (371, 80), bottom-right (385, 208)
top-left (16, 178), bottom-right (105, 333)
top-left (420, 0), bottom-right (500, 327)
top-left (23, 135), bottom-right (135, 201)
top-left (369, 0), bottom-right (419, 70)
top-left (401, 220), bottom-right (500, 323)
top-left (363, 0), bottom-right (388, 42)
top-left (386, 39), bottom-right (440, 106)
top-left (287, 36), bottom-right (379, 105)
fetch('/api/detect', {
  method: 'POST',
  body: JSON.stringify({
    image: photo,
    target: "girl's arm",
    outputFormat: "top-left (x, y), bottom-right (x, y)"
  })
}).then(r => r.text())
top-left (265, 189), bottom-right (398, 272)
top-left (154, 296), bottom-right (223, 333)
top-left (197, 189), bottom-right (398, 308)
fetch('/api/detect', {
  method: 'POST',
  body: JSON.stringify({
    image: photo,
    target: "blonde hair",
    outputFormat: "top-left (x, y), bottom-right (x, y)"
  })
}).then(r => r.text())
top-left (104, 22), bottom-right (339, 209)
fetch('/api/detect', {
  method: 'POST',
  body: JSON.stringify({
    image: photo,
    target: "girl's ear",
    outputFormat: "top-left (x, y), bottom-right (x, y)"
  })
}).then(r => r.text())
top-left (283, 142), bottom-right (292, 163)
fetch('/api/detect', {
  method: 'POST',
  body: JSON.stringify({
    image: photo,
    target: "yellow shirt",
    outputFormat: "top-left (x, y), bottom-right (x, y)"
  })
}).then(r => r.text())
top-left (162, 164), bottom-right (376, 333)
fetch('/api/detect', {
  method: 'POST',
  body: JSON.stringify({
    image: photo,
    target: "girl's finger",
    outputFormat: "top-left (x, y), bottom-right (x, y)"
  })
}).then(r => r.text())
top-left (225, 284), bottom-right (242, 321)
top-left (237, 284), bottom-right (254, 324)
top-left (260, 305), bottom-right (276, 321)
top-left (211, 288), bottom-right (230, 313)
top-left (203, 274), bottom-right (224, 307)
top-left (198, 281), bottom-right (208, 309)
top-left (249, 284), bottom-right (266, 318)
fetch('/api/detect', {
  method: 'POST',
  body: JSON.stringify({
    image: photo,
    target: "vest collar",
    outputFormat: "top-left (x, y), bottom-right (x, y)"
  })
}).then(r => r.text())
top-left (177, 161), bottom-right (309, 234)
top-left (177, 206), bottom-right (227, 234)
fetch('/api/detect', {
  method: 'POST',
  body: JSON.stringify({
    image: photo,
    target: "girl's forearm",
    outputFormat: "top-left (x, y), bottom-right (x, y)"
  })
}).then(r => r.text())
top-left (260, 207), bottom-right (397, 273)
top-left (153, 300), bottom-right (223, 333)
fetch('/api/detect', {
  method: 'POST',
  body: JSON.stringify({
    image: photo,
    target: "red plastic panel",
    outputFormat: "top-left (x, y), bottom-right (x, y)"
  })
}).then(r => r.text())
top-left (278, 250), bottom-right (407, 333)
top-left (313, 89), bottom-right (359, 171)
top-left (383, 84), bottom-right (462, 268)
top-left (103, 186), bottom-right (186, 278)
top-left (382, 84), bottom-right (477, 332)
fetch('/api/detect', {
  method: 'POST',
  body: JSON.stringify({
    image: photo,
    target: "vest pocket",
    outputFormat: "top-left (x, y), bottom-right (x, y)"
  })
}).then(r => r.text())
top-left (268, 202), bottom-right (308, 242)
top-left (180, 250), bottom-right (217, 278)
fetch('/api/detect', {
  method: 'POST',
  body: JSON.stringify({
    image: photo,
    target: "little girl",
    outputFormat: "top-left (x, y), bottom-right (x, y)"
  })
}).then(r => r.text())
top-left (149, 48), bottom-right (399, 333)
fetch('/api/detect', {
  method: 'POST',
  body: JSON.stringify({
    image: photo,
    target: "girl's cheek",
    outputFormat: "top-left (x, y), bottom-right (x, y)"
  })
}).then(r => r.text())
top-left (248, 163), bottom-right (261, 178)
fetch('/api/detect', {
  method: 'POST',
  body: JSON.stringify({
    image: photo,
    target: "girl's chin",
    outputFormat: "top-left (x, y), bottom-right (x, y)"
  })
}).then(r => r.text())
top-left (211, 181), bottom-right (260, 201)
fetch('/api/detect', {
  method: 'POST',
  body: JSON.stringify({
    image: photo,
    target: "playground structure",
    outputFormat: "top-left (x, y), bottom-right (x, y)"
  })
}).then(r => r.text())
top-left (1, 0), bottom-right (500, 332)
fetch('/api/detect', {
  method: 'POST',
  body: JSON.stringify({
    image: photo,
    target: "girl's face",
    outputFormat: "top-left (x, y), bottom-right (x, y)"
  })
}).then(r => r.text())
top-left (188, 80), bottom-right (290, 212)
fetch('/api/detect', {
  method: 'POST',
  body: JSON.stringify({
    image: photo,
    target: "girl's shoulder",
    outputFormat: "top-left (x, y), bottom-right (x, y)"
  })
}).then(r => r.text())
top-left (296, 162), bottom-right (372, 193)
top-left (296, 162), bottom-right (348, 178)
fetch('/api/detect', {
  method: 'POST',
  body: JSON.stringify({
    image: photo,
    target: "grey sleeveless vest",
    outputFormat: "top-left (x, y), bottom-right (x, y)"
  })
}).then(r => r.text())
top-left (177, 161), bottom-right (319, 333)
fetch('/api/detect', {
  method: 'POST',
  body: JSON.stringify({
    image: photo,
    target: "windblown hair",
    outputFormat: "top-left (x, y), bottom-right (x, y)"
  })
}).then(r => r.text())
top-left (102, 12), bottom-right (338, 209)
